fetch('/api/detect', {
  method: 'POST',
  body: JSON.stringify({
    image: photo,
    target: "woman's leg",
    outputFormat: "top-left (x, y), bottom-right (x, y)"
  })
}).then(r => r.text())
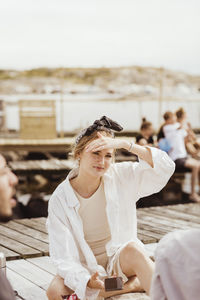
top-left (119, 241), bottom-right (154, 295)
top-left (46, 274), bottom-right (74, 300)
top-left (184, 158), bottom-right (200, 202)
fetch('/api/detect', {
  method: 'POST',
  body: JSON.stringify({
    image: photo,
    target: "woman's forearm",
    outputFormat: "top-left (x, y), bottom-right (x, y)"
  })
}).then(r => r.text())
top-left (117, 140), bottom-right (154, 168)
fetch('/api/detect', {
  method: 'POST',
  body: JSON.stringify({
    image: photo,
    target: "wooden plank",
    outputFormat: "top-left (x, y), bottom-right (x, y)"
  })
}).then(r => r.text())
top-left (107, 293), bottom-right (149, 299)
top-left (138, 209), bottom-right (200, 230)
top-left (167, 203), bottom-right (200, 217)
top-left (138, 223), bottom-right (168, 238)
top-left (138, 212), bottom-right (192, 231)
top-left (7, 268), bottom-right (47, 300)
top-left (137, 228), bottom-right (160, 241)
top-left (137, 210), bottom-right (198, 230)
top-left (14, 218), bottom-right (48, 234)
top-left (9, 159), bottom-right (74, 172)
top-left (137, 232), bottom-right (157, 244)
top-left (7, 259), bottom-right (54, 290)
top-left (138, 220), bottom-right (175, 235)
top-left (0, 235), bottom-right (41, 258)
top-left (145, 206), bottom-right (200, 224)
top-left (0, 137), bottom-right (74, 152)
top-left (0, 245), bottom-right (20, 260)
top-left (0, 225), bottom-right (49, 255)
top-left (26, 256), bottom-right (57, 276)
top-left (1, 220), bottom-right (49, 243)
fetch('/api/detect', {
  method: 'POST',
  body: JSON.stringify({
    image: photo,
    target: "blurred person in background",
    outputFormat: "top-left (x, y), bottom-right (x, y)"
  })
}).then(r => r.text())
top-left (163, 112), bottom-right (200, 202)
top-left (136, 118), bottom-right (155, 146)
top-left (176, 107), bottom-right (200, 159)
top-left (46, 116), bottom-right (175, 300)
top-left (0, 153), bottom-right (18, 300)
top-left (157, 112), bottom-right (173, 154)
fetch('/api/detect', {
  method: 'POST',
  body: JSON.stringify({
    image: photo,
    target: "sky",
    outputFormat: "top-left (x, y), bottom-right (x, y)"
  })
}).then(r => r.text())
top-left (0, 0), bottom-right (200, 74)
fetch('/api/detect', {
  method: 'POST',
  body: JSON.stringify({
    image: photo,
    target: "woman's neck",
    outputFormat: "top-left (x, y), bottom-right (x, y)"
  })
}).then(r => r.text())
top-left (70, 169), bottom-right (102, 198)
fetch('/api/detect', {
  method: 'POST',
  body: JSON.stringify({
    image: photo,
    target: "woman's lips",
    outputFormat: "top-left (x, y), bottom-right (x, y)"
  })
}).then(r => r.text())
top-left (94, 166), bottom-right (104, 171)
top-left (10, 198), bottom-right (17, 208)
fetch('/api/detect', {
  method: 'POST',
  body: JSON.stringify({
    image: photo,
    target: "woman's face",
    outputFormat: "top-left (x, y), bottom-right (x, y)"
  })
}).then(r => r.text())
top-left (145, 126), bottom-right (154, 137)
top-left (0, 155), bottom-right (18, 220)
top-left (78, 145), bottom-right (114, 178)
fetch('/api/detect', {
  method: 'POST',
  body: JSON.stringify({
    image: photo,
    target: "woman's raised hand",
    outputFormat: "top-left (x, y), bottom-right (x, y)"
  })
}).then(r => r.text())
top-left (87, 272), bottom-right (104, 290)
top-left (85, 132), bottom-right (121, 153)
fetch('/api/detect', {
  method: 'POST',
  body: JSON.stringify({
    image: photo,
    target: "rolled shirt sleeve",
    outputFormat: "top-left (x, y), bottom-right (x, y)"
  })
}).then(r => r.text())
top-left (135, 146), bottom-right (175, 199)
top-left (115, 147), bottom-right (175, 200)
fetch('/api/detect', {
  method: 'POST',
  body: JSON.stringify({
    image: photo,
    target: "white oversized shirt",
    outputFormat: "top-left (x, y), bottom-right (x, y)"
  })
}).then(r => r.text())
top-left (46, 147), bottom-right (175, 300)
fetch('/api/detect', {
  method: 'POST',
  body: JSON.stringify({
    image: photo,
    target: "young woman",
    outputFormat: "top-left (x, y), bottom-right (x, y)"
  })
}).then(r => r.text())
top-left (46, 116), bottom-right (175, 300)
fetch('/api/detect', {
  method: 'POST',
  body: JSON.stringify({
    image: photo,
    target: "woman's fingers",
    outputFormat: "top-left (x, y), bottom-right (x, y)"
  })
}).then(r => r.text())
top-left (89, 272), bottom-right (104, 290)
top-left (92, 272), bottom-right (99, 279)
top-left (97, 132), bottom-right (104, 138)
top-left (86, 141), bottom-right (106, 152)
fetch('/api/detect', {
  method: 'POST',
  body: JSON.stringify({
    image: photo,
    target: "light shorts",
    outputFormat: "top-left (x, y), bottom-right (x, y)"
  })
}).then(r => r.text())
top-left (108, 245), bottom-right (129, 283)
top-left (106, 239), bottom-right (146, 284)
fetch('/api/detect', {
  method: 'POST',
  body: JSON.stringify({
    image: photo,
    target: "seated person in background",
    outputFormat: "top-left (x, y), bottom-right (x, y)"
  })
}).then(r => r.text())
top-left (176, 107), bottom-right (200, 159)
top-left (151, 229), bottom-right (200, 300)
top-left (163, 111), bottom-right (200, 202)
top-left (0, 153), bottom-right (18, 300)
top-left (157, 112), bottom-right (174, 153)
top-left (136, 118), bottom-right (155, 146)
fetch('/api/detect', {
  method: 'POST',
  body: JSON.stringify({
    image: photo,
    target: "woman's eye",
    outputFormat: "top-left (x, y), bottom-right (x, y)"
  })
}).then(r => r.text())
top-left (93, 152), bottom-right (99, 155)
top-left (106, 155), bottom-right (112, 158)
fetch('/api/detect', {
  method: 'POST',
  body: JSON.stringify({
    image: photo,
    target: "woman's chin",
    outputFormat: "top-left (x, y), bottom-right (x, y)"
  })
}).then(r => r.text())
top-left (92, 167), bottom-right (106, 176)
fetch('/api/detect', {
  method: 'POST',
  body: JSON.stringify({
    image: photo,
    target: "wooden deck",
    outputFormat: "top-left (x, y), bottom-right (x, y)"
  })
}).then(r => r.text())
top-left (0, 137), bottom-right (74, 152)
top-left (1, 203), bottom-right (200, 299)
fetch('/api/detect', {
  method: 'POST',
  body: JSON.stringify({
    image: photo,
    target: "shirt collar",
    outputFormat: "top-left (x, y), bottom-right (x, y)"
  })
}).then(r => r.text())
top-left (64, 165), bottom-right (113, 207)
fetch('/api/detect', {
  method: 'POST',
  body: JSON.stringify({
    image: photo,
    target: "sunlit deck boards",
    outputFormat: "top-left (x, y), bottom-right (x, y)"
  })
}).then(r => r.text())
top-left (1, 203), bottom-right (200, 299)
top-left (0, 217), bottom-right (49, 260)
top-left (1, 203), bottom-right (200, 261)
top-left (7, 256), bottom-right (56, 300)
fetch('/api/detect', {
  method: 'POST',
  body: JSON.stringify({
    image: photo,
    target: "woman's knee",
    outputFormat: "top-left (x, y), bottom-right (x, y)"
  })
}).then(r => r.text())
top-left (46, 274), bottom-right (73, 300)
top-left (121, 241), bottom-right (146, 263)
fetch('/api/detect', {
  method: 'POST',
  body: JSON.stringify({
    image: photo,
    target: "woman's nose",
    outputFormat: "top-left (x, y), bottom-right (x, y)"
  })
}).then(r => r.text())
top-left (9, 171), bottom-right (18, 186)
top-left (98, 156), bottom-right (105, 165)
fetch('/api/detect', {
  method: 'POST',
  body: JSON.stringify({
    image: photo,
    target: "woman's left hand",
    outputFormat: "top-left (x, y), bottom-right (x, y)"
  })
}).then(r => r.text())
top-left (85, 132), bottom-right (122, 152)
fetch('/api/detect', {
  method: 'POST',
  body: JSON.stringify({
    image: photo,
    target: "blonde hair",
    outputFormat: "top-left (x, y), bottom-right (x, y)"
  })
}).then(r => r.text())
top-left (72, 130), bottom-right (115, 160)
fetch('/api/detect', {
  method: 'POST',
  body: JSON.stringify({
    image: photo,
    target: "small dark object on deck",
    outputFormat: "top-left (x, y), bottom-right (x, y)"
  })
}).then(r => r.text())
top-left (104, 277), bottom-right (123, 291)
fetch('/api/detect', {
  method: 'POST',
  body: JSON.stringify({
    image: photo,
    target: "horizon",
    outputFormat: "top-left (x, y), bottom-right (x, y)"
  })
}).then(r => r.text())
top-left (1, 65), bottom-right (199, 78)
